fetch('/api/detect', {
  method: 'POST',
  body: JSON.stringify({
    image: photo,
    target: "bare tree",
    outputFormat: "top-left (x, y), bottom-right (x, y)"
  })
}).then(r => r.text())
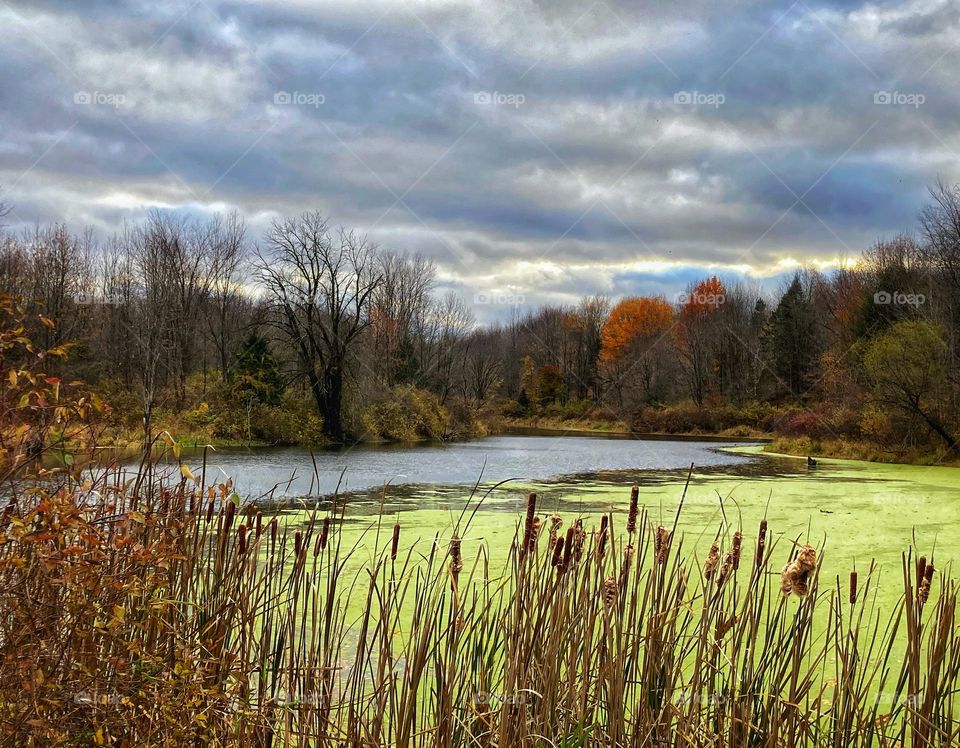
top-left (205, 211), bottom-right (249, 382)
top-left (256, 213), bottom-right (382, 442)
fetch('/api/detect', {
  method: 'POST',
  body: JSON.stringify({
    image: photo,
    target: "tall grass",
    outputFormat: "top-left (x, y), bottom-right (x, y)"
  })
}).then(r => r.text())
top-left (0, 461), bottom-right (958, 746)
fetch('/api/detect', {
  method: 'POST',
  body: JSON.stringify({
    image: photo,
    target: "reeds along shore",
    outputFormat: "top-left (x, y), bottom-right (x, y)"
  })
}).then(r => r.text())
top-left (0, 469), bottom-right (958, 747)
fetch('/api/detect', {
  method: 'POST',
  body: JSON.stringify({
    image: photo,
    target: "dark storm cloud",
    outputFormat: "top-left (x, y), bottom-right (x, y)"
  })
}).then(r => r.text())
top-left (1, 0), bottom-right (959, 313)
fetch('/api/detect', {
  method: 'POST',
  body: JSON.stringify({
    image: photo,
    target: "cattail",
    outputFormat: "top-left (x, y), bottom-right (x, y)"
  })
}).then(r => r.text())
top-left (269, 518), bottom-right (278, 544)
top-left (391, 523), bottom-right (401, 560)
top-left (206, 498), bottom-right (215, 522)
top-left (450, 536), bottom-right (463, 577)
top-left (849, 569), bottom-right (858, 604)
top-left (224, 501), bottom-right (236, 534)
top-left (548, 514), bottom-right (563, 548)
top-left (704, 543), bottom-right (720, 579)
top-left (627, 484), bottom-right (639, 534)
top-left (731, 531), bottom-right (742, 570)
top-left (597, 515), bottom-right (609, 558)
top-left (531, 517), bottom-right (542, 548)
top-left (562, 526), bottom-right (574, 570)
top-left (917, 556), bottom-right (927, 588)
top-left (255, 511), bottom-right (263, 538)
top-left (619, 543), bottom-right (635, 588)
top-left (552, 537), bottom-right (565, 568)
top-left (294, 531), bottom-right (302, 558)
top-left (755, 520), bottom-right (768, 568)
top-left (654, 526), bottom-right (671, 565)
top-left (780, 544), bottom-right (817, 597)
top-left (313, 532), bottom-right (323, 557)
top-left (717, 553), bottom-right (733, 587)
top-left (919, 562), bottom-right (935, 604)
top-left (237, 523), bottom-right (247, 555)
top-left (521, 492), bottom-right (537, 554)
top-left (572, 519), bottom-right (586, 560)
top-left (602, 576), bottom-right (617, 607)
top-left (319, 516), bottom-right (330, 551)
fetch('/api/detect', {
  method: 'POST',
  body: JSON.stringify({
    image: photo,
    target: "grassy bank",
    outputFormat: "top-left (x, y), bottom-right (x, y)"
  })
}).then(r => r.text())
top-left (766, 435), bottom-right (960, 468)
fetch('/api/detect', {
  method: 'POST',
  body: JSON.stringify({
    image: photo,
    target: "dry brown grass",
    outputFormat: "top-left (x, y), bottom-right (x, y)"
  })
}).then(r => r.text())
top-left (0, 461), bottom-right (957, 746)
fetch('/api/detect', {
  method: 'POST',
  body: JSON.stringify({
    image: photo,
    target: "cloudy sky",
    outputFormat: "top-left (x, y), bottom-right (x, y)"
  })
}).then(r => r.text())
top-left (1, 0), bottom-right (958, 320)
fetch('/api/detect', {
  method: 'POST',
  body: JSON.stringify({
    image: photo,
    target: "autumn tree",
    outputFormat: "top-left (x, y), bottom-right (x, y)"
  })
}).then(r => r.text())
top-left (675, 277), bottom-right (726, 406)
top-left (863, 320), bottom-right (957, 452)
top-left (600, 296), bottom-right (673, 409)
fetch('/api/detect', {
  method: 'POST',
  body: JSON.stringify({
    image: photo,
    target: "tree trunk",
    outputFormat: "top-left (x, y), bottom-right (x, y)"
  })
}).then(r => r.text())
top-left (319, 365), bottom-right (344, 443)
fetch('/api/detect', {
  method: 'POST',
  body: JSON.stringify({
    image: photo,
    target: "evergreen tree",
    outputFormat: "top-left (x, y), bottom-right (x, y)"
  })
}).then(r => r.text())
top-left (767, 275), bottom-right (819, 398)
top-left (231, 333), bottom-right (284, 406)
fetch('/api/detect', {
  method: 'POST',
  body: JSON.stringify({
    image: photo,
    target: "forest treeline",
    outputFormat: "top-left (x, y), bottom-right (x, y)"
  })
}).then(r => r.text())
top-left (1, 182), bottom-right (959, 459)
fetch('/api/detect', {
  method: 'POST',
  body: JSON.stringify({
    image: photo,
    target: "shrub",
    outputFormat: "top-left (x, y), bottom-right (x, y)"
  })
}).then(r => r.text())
top-left (361, 386), bottom-right (449, 442)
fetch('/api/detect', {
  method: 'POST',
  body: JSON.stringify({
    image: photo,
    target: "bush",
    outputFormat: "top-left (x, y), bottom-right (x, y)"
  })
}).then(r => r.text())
top-left (361, 386), bottom-right (449, 442)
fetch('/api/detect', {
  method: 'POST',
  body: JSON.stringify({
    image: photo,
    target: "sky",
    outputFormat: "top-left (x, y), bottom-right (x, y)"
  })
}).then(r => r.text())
top-left (1, 0), bottom-right (958, 322)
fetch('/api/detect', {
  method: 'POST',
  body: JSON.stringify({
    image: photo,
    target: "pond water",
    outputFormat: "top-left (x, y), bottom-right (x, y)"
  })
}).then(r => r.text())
top-left (136, 432), bottom-right (960, 609)
top-left (167, 433), bottom-right (760, 500)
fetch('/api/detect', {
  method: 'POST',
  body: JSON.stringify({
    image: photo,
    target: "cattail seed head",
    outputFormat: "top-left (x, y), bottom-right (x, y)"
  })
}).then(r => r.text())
top-left (237, 523), bottom-right (247, 555)
top-left (572, 519), bottom-right (586, 561)
top-left (849, 569), bottom-right (858, 604)
top-left (654, 526), bottom-right (671, 565)
top-left (597, 515), bottom-right (609, 559)
top-left (294, 531), bottom-right (302, 558)
top-left (704, 543), bottom-right (721, 579)
top-left (450, 536), bottom-right (463, 577)
top-left (917, 556), bottom-right (927, 588)
top-left (206, 498), bottom-right (215, 522)
top-left (731, 531), bottom-right (742, 570)
top-left (552, 537), bottom-right (565, 569)
top-left (919, 562), bottom-right (935, 604)
top-left (548, 514), bottom-right (563, 548)
top-left (391, 523), bottom-right (401, 560)
top-left (780, 544), bottom-right (817, 597)
top-left (319, 516), bottom-right (330, 551)
top-left (627, 484), bottom-right (639, 534)
top-left (755, 520), bottom-right (768, 568)
top-left (602, 576), bottom-right (617, 607)
top-left (269, 518), bottom-right (278, 544)
top-left (521, 492), bottom-right (537, 555)
top-left (562, 527), bottom-right (574, 570)
top-left (224, 501), bottom-right (236, 533)
top-left (255, 512), bottom-right (263, 538)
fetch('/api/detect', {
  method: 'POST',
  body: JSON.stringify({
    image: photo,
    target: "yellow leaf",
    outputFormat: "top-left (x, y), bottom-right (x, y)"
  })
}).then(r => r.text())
top-left (7, 370), bottom-right (16, 387)
top-left (180, 464), bottom-right (195, 481)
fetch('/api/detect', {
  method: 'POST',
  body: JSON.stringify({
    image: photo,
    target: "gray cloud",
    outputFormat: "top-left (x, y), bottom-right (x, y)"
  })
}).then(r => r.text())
top-left (2, 0), bottom-right (959, 318)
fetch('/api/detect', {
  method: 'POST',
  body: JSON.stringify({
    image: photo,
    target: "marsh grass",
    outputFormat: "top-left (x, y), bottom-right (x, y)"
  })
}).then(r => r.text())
top-left (0, 460), bottom-right (958, 747)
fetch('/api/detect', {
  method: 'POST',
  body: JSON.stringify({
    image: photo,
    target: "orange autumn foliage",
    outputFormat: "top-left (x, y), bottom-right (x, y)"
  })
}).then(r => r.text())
top-left (600, 297), bottom-right (673, 363)
top-left (680, 276), bottom-right (727, 319)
